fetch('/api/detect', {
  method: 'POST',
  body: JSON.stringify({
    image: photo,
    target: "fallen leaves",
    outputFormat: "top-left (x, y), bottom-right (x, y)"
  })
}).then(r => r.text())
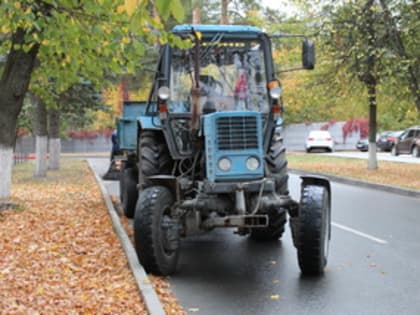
top-left (0, 160), bottom-right (146, 314)
top-left (111, 195), bottom-right (187, 315)
top-left (270, 294), bottom-right (281, 300)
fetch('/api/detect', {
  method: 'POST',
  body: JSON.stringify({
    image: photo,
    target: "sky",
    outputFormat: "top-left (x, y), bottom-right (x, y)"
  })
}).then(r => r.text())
top-left (261, 0), bottom-right (299, 16)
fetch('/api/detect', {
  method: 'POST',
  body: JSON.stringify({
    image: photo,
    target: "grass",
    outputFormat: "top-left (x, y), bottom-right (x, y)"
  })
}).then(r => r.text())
top-left (287, 153), bottom-right (420, 191)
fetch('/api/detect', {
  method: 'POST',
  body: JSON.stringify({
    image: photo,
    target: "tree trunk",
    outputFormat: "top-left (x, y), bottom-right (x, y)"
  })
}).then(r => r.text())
top-left (192, 0), bottom-right (201, 24)
top-left (368, 83), bottom-right (378, 170)
top-left (192, 7), bottom-right (201, 24)
top-left (32, 95), bottom-right (48, 178)
top-left (221, 0), bottom-right (229, 24)
top-left (0, 28), bottom-right (39, 200)
top-left (48, 108), bottom-right (61, 170)
top-left (364, 0), bottom-right (377, 170)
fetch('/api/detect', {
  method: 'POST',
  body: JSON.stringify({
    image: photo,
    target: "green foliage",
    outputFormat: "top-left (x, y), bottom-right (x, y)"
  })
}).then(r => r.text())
top-left (0, 0), bottom-right (186, 107)
top-left (271, 0), bottom-right (420, 128)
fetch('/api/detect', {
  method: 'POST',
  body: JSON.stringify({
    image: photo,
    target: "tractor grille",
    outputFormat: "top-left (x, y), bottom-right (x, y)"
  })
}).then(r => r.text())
top-left (216, 116), bottom-right (259, 150)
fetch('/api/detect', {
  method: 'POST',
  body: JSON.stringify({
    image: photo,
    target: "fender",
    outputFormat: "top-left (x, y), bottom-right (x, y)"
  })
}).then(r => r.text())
top-left (300, 175), bottom-right (331, 206)
top-left (137, 116), bottom-right (162, 130)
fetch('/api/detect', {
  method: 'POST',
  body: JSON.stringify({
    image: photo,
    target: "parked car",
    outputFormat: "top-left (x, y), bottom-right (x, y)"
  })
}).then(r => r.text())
top-left (305, 130), bottom-right (334, 153)
top-left (377, 130), bottom-right (403, 152)
top-left (356, 138), bottom-right (369, 152)
top-left (391, 126), bottom-right (420, 157)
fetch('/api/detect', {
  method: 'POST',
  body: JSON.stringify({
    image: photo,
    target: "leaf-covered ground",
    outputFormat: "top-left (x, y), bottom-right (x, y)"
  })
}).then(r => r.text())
top-left (0, 160), bottom-right (182, 314)
top-left (288, 153), bottom-right (420, 191)
top-left (114, 200), bottom-right (186, 315)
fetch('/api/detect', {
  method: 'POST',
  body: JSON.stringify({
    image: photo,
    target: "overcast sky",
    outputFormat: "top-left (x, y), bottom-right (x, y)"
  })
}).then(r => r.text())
top-left (261, 0), bottom-right (299, 16)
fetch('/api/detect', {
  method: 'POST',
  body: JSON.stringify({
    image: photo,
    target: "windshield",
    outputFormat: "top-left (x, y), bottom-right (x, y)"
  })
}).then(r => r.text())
top-left (169, 39), bottom-right (269, 114)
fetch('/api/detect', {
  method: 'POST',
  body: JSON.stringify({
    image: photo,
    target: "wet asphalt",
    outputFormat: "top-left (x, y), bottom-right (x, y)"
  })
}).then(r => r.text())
top-left (90, 158), bottom-right (420, 315)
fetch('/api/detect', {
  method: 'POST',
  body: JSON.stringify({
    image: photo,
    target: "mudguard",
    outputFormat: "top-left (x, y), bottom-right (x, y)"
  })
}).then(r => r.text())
top-left (300, 175), bottom-right (331, 205)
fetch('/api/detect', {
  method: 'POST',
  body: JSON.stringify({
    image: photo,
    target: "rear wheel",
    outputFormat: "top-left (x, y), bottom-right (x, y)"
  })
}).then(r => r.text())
top-left (121, 168), bottom-right (138, 218)
top-left (295, 185), bottom-right (331, 275)
top-left (138, 131), bottom-right (172, 190)
top-left (250, 136), bottom-right (288, 241)
top-left (250, 208), bottom-right (287, 241)
top-left (134, 186), bottom-right (180, 275)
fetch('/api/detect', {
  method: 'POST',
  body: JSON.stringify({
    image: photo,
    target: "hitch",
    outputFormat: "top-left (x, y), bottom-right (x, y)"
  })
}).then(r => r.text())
top-left (201, 214), bottom-right (268, 229)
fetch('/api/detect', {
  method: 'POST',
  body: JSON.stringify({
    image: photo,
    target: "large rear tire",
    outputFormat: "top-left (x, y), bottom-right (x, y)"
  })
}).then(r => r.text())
top-left (134, 186), bottom-right (180, 276)
top-left (296, 185), bottom-right (331, 275)
top-left (138, 131), bottom-right (173, 190)
top-left (249, 208), bottom-right (287, 241)
top-left (121, 168), bottom-right (138, 218)
top-left (250, 136), bottom-right (288, 241)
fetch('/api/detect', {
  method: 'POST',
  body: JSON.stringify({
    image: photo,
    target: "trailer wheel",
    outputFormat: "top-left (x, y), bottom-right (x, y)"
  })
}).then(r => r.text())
top-left (121, 168), bottom-right (138, 218)
top-left (296, 185), bottom-right (331, 275)
top-left (134, 186), bottom-right (180, 276)
top-left (119, 162), bottom-right (125, 203)
top-left (250, 208), bottom-right (287, 241)
top-left (138, 131), bottom-right (173, 190)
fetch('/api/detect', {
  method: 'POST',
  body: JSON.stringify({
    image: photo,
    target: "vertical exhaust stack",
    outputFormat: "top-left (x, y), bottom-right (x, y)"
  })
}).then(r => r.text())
top-left (191, 29), bottom-right (202, 152)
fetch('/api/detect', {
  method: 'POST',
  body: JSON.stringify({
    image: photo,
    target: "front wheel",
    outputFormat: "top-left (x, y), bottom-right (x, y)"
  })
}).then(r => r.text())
top-left (295, 185), bottom-right (331, 275)
top-left (134, 186), bottom-right (180, 276)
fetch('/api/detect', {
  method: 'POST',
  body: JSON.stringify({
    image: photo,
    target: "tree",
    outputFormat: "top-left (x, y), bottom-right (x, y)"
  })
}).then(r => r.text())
top-left (320, 1), bottom-right (382, 169)
top-left (0, 0), bottom-right (185, 200)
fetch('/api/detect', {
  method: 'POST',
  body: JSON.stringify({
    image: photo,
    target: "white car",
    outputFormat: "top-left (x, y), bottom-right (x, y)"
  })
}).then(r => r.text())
top-left (305, 130), bottom-right (334, 153)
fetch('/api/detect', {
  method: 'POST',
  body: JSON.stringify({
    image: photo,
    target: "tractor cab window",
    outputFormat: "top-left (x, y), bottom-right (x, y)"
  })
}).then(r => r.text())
top-left (169, 39), bottom-right (269, 114)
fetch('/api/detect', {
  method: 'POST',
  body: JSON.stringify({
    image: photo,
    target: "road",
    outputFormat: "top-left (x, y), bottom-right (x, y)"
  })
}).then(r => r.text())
top-left (90, 158), bottom-right (420, 315)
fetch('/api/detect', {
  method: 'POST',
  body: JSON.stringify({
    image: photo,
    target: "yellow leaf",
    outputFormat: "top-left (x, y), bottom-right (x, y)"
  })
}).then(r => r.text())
top-left (122, 36), bottom-right (131, 44)
top-left (124, 0), bottom-right (138, 16)
top-left (270, 294), bottom-right (281, 300)
top-left (116, 5), bottom-right (125, 14)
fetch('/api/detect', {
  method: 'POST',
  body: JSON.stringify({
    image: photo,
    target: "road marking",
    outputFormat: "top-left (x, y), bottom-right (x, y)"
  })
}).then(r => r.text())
top-left (332, 222), bottom-right (388, 245)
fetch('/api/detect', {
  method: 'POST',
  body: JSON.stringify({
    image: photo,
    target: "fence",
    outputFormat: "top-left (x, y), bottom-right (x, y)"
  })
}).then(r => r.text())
top-left (15, 122), bottom-right (362, 155)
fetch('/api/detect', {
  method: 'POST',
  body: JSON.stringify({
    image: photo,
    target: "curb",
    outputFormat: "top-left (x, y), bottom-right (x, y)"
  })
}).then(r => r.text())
top-left (289, 168), bottom-right (420, 198)
top-left (88, 160), bottom-right (166, 315)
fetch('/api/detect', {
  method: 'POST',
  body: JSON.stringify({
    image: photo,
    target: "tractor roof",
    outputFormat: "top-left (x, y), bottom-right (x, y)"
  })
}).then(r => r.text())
top-left (172, 24), bottom-right (263, 39)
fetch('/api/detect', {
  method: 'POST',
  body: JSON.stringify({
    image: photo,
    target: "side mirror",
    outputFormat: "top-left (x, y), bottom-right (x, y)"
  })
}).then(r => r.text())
top-left (302, 39), bottom-right (315, 70)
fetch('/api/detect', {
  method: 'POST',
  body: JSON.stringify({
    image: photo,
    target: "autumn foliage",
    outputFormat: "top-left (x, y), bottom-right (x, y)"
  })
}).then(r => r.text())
top-left (342, 118), bottom-right (369, 142)
top-left (67, 128), bottom-right (114, 140)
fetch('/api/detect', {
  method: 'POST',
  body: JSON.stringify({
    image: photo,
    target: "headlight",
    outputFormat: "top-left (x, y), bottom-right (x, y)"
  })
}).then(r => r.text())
top-left (218, 158), bottom-right (232, 171)
top-left (246, 157), bottom-right (260, 171)
top-left (269, 86), bottom-right (282, 98)
top-left (158, 86), bottom-right (170, 100)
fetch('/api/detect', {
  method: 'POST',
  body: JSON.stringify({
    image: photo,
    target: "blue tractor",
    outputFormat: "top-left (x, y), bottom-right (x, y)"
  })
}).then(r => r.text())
top-left (118, 24), bottom-right (331, 276)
